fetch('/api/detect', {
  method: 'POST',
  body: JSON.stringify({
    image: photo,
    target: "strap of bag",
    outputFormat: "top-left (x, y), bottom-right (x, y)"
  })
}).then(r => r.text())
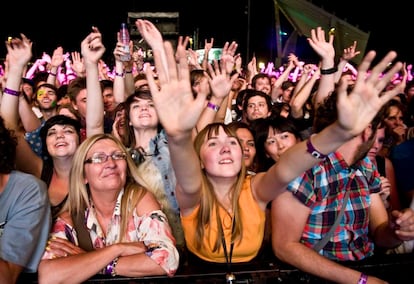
top-left (313, 191), bottom-right (350, 252)
top-left (72, 211), bottom-right (94, 252)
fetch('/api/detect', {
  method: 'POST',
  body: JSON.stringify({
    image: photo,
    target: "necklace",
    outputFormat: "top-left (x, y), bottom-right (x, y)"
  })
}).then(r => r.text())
top-left (221, 216), bottom-right (236, 283)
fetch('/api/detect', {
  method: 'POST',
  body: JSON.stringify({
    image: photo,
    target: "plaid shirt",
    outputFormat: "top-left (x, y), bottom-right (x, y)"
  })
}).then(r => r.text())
top-left (287, 151), bottom-right (381, 261)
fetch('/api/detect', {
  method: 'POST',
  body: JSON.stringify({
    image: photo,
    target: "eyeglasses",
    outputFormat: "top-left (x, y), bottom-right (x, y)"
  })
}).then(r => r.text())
top-left (84, 151), bottom-right (127, 164)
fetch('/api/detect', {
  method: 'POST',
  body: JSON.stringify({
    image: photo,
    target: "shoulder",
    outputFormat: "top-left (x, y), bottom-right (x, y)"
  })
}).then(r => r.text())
top-left (134, 189), bottom-right (161, 216)
top-left (9, 171), bottom-right (47, 195)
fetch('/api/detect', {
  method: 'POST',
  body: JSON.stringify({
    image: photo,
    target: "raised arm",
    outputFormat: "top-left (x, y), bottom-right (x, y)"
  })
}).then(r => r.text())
top-left (252, 50), bottom-right (403, 204)
top-left (307, 27), bottom-right (336, 108)
top-left (1, 34), bottom-right (43, 177)
top-left (195, 41), bottom-right (238, 133)
top-left (289, 64), bottom-right (320, 119)
top-left (113, 32), bottom-right (135, 103)
top-left (145, 34), bottom-right (205, 210)
top-left (47, 46), bottom-right (65, 87)
top-left (334, 40), bottom-right (361, 83)
top-left (81, 26), bottom-right (106, 137)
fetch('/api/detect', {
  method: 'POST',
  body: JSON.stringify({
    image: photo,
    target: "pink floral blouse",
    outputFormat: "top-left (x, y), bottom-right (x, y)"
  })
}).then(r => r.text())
top-left (42, 189), bottom-right (179, 276)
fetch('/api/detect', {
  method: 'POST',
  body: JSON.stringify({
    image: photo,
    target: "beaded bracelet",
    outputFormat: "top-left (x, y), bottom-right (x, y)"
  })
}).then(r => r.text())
top-left (357, 273), bottom-right (368, 284)
top-left (306, 136), bottom-right (327, 160)
top-left (4, 87), bottom-right (21, 97)
top-left (207, 102), bottom-right (220, 112)
top-left (115, 71), bottom-right (125, 77)
top-left (105, 257), bottom-right (119, 277)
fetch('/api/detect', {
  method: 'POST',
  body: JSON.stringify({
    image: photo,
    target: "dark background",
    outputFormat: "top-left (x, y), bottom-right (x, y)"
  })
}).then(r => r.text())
top-left (0, 0), bottom-right (411, 68)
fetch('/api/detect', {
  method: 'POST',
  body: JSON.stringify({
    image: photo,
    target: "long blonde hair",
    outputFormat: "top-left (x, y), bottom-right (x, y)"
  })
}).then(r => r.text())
top-left (193, 123), bottom-right (247, 252)
top-left (66, 133), bottom-right (150, 242)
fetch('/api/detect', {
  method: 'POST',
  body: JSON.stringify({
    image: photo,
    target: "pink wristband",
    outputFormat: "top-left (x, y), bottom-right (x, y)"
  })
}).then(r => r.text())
top-left (357, 273), bottom-right (368, 284)
top-left (207, 102), bottom-right (220, 112)
top-left (4, 87), bottom-right (21, 97)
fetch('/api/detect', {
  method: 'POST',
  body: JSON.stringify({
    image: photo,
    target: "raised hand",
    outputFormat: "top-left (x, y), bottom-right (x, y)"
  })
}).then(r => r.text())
top-left (207, 59), bottom-right (237, 100)
top-left (341, 40), bottom-right (361, 61)
top-left (81, 26), bottom-right (106, 65)
top-left (220, 41), bottom-right (238, 75)
top-left (335, 50), bottom-right (402, 137)
top-left (70, 51), bottom-right (85, 77)
top-left (146, 36), bottom-right (206, 138)
top-left (6, 33), bottom-right (32, 68)
top-left (307, 26), bottom-right (335, 63)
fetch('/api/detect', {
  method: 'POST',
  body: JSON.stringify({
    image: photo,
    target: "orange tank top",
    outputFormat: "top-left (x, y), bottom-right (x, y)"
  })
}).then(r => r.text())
top-left (181, 176), bottom-right (266, 263)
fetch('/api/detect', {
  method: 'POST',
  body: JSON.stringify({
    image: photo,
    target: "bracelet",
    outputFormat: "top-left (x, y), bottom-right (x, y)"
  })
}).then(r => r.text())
top-left (48, 71), bottom-right (57, 76)
top-left (207, 102), bottom-right (220, 112)
top-left (115, 71), bottom-right (124, 77)
top-left (4, 87), bottom-right (21, 97)
top-left (105, 257), bottom-right (119, 277)
top-left (320, 66), bottom-right (338, 75)
top-left (306, 136), bottom-right (327, 160)
top-left (357, 273), bottom-right (368, 284)
top-left (125, 69), bottom-right (133, 74)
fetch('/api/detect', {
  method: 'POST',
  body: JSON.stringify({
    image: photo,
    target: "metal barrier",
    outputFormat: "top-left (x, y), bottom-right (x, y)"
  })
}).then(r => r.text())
top-left (17, 252), bottom-right (413, 284)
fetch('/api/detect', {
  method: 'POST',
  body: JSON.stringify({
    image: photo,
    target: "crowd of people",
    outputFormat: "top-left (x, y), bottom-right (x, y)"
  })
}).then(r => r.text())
top-left (1, 18), bottom-right (414, 284)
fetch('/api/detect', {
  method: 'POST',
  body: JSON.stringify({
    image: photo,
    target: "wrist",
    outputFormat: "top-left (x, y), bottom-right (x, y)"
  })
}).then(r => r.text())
top-left (104, 257), bottom-right (119, 277)
top-left (357, 273), bottom-right (368, 284)
top-left (306, 135), bottom-right (328, 160)
top-left (4, 87), bottom-right (21, 97)
top-left (207, 101), bottom-right (220, 112)
top-left (320, 66), bottom-right (338, 75)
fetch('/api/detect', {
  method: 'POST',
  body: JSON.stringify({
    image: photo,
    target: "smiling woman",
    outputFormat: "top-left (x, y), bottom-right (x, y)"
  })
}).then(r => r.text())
top-left (38, 133), bottom-right (180, 283)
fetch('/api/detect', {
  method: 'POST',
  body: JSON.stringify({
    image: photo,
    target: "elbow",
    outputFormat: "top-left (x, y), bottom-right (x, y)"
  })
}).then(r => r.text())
top-left (272, 240), bottom-right (291, 264)
top-left (38, 262), bottom-right (64, 284)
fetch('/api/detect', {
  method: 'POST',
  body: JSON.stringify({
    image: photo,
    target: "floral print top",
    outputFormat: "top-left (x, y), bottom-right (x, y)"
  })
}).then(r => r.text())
top-left (42, 189), bottom-right (179, 276)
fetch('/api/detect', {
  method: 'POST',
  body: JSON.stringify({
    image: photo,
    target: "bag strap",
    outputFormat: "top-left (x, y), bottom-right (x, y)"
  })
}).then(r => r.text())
top-left (72, 211), bottom-right (94, 252)
top-left (313, 191), bottom-right (350, 252)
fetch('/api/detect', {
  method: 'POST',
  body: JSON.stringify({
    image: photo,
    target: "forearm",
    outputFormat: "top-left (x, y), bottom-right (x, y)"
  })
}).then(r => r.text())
top-left (272, 121), bottom-right (351, 186)
top-left (124, 68), bottom-right (135, 96)
top-left (85, 62), bottom-right (104, 137)
top-left (195, 97), bottom-right (224, 133)
top-left (167, 132), bottom-right (202, 194)
top-left (38, 245), bottom-right (120, 284)
top-left (2, 66), bottom-right (25, 129)
top-left (113, 61), bottom-right (127, 103)
top-left (18, 96), bottom-right (41, 132)
top-left (0, 261), bottom-right (22, 284)
top-left (372, 222), bottom-right (404, 249)
top-left (276, 243), bottom-right (363, 284)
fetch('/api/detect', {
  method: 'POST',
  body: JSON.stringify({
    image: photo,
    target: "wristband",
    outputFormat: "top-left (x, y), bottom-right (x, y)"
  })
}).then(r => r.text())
top-left (115, 71), bottom-right (124, 77)
top-left (357, 273), bottom-right (368, 284)
top-left (306, 136), bottom-right (327, 160)
top-left (48, 71), bottom-right (57, 76)
top-left (105, 257), bottom-right (119, 276)
top-left (4, 87), bottom-right (21, 97)
top-left (125, 69), bottom-right (133, 74)
top-left (320, 66), bottom-right (338, 75)
top-left (207, 102), bottom-right (220, 112)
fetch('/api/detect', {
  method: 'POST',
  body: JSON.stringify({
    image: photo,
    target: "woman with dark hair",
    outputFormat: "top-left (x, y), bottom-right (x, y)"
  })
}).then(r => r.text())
top-left (0, 34), bottom-right (81, 219)
top-left (251, 116), bottom-right (302, 172)
top-left (118, 89), bottom-right (185, 252)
